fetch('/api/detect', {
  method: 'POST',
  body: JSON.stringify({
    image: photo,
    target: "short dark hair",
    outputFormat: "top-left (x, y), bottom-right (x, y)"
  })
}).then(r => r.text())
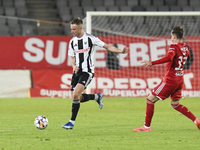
top-left (70, 18), bottom-right (83, 26)
top-left (172, 26), bottom-right (184, 39)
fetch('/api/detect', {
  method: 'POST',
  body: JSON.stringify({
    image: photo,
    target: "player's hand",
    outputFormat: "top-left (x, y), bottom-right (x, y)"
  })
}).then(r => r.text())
top-left (141, 60), bottom-right (152, 68)
top-left (121, 46), bottom-right (129, 54)
top-left (73, 66), bottom-right (80, 73)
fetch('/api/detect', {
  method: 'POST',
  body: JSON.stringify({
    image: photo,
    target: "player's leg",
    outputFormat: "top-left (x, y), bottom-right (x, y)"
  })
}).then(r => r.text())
top-left (70, 91), bottom-right (73, 101)
top-left (81, 94), bottom-right (95, 102)
top-left (171, 98), bottom-right (200, 130)
top-left (70, 72), bottom-right (96, 122)
top-left (78, 72), bottom-right (103, 109)
top-left (81, 93), bottom-right (103, 109)
top-left (62, 72), bottom-right (81, 129)
top-left (71, 83), bottom-right (85, 120)
top-left (133, 81), bottom-right (172, 132)
top-left (62, 83), bottom-right (85, 129)
top-left (145, 94), bottom-right (159, 127)
top-left (133, 94), bottom-right (159, 132)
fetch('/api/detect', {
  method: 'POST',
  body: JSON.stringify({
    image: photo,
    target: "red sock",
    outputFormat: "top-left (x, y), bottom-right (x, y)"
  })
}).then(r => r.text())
top-left (172, 104), bottom-right (196, 122)
top-left (144, 98), bottom-right (155, 127)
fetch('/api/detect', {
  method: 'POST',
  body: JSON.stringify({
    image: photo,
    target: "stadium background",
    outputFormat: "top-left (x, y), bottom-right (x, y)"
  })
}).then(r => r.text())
top-left (0, 0), bottom-right (200, 98)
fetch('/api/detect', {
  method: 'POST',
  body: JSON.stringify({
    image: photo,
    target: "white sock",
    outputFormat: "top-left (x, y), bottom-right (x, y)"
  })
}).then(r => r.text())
top-left (144, 125), bottom-right (150, 129)
top-left (194, 118), bottom-right (197, 124)
top-left (95, 94), bottom-right (98, 101)
top-left (70, 120), bottom-right (75, 125)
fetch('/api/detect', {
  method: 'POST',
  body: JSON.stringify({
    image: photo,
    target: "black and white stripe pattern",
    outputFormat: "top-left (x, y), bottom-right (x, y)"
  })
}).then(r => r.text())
top-left (68, 33), bottom-right (105, 73)
top-left (85, 72), bottom-right (93, 87)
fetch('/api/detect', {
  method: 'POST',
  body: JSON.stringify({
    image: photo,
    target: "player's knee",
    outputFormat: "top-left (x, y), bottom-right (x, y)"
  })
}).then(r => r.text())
top-left (72, 93), bottom-right (81, 100)
top-left (171, 99), bottom-right (180, 105)
top-left (171, 99), bottom-right (180, 108)
top-left (147, 94), bottom-right (159, 103)
top-left (171, 103), bottom-right (179, 109)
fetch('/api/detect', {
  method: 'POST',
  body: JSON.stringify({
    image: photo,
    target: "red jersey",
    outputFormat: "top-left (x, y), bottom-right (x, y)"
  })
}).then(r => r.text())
top-left (152, 42), bottom-right (190, 84)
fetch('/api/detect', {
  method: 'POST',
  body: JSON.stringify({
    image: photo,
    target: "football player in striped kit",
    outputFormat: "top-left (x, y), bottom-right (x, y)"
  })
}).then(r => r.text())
top-left (62, 18), bottom-right (128, 129)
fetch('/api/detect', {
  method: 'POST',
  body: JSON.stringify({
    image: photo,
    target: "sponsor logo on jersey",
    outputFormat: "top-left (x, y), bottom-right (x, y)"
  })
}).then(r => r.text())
top-left (75, 47), bottom-right (90, 53)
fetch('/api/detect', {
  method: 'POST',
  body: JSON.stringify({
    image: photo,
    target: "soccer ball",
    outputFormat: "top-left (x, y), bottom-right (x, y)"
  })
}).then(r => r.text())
top-left (34, 115), bottom-right (48, 130)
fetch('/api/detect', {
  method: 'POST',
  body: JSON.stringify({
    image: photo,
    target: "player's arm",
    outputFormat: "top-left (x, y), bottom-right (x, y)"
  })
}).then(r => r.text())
top-left (142, 49), bottom-right (175, 67)
top-left (103, 44), bottom-right (128, 54)
top-left (68, 40), bottom-right (80, 73)
top-left (70, 56), bottom-right (79, 73)
top-left (151, 51), bottom-right (174, 65)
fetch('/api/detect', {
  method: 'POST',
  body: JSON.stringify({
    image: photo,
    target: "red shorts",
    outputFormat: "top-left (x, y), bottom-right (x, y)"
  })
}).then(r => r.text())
top-left (151, 81), bottom-right (183, 100)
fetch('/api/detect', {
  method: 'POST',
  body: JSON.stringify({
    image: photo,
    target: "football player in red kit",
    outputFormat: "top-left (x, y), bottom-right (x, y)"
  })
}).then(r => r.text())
top-left (133, 26), bottom-right (200, 132)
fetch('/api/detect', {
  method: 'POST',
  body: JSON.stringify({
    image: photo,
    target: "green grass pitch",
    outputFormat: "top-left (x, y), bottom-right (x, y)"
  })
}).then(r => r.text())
top-left (0, 97), bottom-right (200, 150)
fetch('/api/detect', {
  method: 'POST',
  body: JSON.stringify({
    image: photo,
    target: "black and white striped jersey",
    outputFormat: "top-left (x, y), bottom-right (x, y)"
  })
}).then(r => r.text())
top-left (68, 33), bottom-right (105, 73)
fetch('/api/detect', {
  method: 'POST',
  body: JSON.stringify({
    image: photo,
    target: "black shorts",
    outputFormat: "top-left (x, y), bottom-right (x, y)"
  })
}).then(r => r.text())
top-left (70, 71), bottom-right (94, 91)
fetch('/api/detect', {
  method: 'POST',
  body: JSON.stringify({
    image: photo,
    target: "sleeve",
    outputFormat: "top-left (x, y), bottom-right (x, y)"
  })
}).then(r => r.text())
top-left (151, 45), bottom-right (176, 65)
top-left (68, 39), bottom-right (74, 57)
top-left (93, 36), bottom-right (105, 47)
